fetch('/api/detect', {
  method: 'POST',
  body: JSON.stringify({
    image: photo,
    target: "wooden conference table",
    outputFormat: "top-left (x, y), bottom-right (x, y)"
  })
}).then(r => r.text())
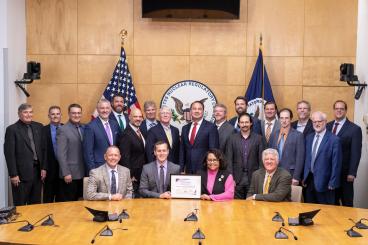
top-left (0, 199), bottom-right (368, 244)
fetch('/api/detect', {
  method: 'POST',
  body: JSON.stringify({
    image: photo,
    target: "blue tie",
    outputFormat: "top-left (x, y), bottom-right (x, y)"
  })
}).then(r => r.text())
top-left (111, 170), bottom-right (117, 194)
top-left (311, 134), bottom-right (320, 173)
top-left (278, 133), bottom-right (285, 157)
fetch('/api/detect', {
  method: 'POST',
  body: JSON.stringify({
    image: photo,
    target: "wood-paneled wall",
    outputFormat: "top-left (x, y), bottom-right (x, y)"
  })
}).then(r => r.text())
top-left (26, 0), bottom-right (357, 124)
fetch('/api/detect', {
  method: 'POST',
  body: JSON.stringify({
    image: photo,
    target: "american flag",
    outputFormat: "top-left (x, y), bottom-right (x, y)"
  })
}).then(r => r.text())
top-left (93, 47), bottom-right (140, 117)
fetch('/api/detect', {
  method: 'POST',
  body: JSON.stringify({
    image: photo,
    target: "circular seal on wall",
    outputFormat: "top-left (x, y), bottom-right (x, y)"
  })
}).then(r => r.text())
top-left (160, 80), bottom-right (217, 132)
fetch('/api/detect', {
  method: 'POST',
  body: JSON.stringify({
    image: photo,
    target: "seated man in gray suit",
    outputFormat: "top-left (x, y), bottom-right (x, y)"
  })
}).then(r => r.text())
top-left (139, 141), bottom-right (180, 198)
top-left (86, 146), bottom-right (133, 201)
top-left (246, 148), bottom-right (291, 202)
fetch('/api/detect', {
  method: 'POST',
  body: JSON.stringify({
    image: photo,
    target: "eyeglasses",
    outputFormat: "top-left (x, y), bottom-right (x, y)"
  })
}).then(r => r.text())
top-left (207, 159), bottom-right (219, 163)
top-left (312, 120), bottom-right (325, 124)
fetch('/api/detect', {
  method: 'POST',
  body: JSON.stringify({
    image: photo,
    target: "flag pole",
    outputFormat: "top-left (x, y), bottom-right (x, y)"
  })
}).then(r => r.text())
top-left (260, 33), bottom-right (265, 119)
top-left (119, 29), bottom-right (128, 95)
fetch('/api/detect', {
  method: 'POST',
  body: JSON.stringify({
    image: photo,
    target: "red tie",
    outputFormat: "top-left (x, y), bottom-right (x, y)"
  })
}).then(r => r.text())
top-left (332, 122), bottom-right (339, 135)
top-left (189, 122), bottom-right (198, 145)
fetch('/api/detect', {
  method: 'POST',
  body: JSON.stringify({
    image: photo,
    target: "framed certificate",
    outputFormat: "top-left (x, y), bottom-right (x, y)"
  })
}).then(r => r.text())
top-left (170, 175), bottom-right (201, 199)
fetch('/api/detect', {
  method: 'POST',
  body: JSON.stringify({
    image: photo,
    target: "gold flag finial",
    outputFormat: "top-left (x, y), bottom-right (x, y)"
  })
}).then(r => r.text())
top-left (260, 33), bottom-right (263, 47)
top-left (120, 29), bottom-right (128, 46)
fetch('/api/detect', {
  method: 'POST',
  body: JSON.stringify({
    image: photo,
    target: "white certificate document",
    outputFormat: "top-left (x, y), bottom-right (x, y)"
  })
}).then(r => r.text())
top-left (170, 175), bottom-right (201, 199)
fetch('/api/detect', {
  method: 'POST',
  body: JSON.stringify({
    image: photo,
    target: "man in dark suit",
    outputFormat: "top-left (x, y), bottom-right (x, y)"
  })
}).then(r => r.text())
top-left (291, 100), bottom-right (314, 137)
top-left (327, 100), bottom-right (362, 207)
top-left (261, 101), bottom-right (280, 145)
top-left (57, 104), bottom-right (85, 201)
top-left (41, 105), bottom-right (63, 203)
top-left (139, 101), bottom-right (158, 138)
top-left (226, 112), bottom-right (266, 199)
top-left (109, 94), bottom-right (129, 132)
top-left (179, 101), bottom-right (219, 174)
top-left (228, 96), bottom-right (261, 134)
top-left (303, 111), bottom-right (342, 205)
top-left (117, 108), bottom-right (147, 197)
top-left (214, 103), bottom-right (235, 153)
top-left (269, 108), bottom-right (304, 185)
top-left (140, 141), bottom-right (180, 198)
top-left (247, 148), bottom-right (292, 202)
top-left (145, 107), bottom-right (180, 164)
top-left (4, 103), bottom-right (44, 205)
top-left (83, 99), bottom-right (120, 173)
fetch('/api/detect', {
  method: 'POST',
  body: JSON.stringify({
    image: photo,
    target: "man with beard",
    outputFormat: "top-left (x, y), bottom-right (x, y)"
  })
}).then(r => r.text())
top-left (109, 94), bottom-right (129, 132)
top-left (226, 112), bottom-right (265, 199)
top-left (117, 109), bottom-right (147, 197)
top-left (229, 96), bottom-right (261, 134)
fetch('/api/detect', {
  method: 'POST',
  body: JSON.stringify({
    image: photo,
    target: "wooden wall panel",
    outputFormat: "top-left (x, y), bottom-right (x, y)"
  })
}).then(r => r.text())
top-left (26, 0), bottom-right (77, 54)
top-left (247, 0), bottom-right (305, 56)
top-left (304, 0), bottom-right (358, 56)
top-left (78, 0), bottom-right (134, 55)
top-left (26, 0), bottom-right (358, 124)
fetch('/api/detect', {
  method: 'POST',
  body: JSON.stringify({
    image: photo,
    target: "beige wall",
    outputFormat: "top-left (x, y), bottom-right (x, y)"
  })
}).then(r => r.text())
top-left (26, 0), bottom-right (357, 124)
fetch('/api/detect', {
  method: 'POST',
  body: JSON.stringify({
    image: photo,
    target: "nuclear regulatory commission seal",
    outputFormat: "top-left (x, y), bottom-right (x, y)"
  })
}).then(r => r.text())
top-left (160, 80), bottom-right (217, 132)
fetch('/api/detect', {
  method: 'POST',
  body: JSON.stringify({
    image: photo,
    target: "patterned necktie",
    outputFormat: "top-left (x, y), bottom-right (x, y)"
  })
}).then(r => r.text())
top-left (311, 134), bottom-right (320, 173)
top-left (26, 124), bottom-right (38, 161)
top-left (189, 122), bottom-right (198, 145)
top-left (278, 133), bottom-right (285, 157)
top-left (264, 174), bottom-right (272, 194)
top-left (159, 165), bottom-right (165, 193)
top-left (332, 122), bottom-right (339, 135)
top-left (104, 122), bottom-right (113, 145)
top-left (149, 121), bottom-right (157, 129)
top-left (136, 128), bottom-right (143, 141)
top-left (118, 115), bottom-right (125, 130)
top-left (265, 122), bottom-right (272, 142)
top-left (111, 170), bottom-right (117, 194)
top-left (164, 127), bottom-right (172, 148)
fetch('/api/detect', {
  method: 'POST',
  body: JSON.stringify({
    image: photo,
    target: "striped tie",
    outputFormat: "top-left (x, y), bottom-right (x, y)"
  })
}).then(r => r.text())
top-left (265, 122), bottom-right (272, 142)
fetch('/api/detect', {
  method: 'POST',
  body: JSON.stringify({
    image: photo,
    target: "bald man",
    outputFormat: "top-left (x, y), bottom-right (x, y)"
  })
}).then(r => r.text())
top-left (303, 111), bottom-right (342, 205)
top-left (117, 109), bottom-right (147, 197)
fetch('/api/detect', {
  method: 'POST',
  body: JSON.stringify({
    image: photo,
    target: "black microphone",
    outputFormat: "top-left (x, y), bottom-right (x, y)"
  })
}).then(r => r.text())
top-left (118, 209), bottom-right (129, 223)
top-left (33, 214), bottom-right (55, 227)
top-left (272, 212), bottom-right (285, 226)
top-left (5, 220), bottom-right (34, 232)
top-left (350, 218), bottom-right (368, 229)
top-left (276, 227), bottom-right (298, 240)
top-left (184, 209), bottom-right (199, 221)
top-left (346, 224), bottom-right (363, 237)
top-left (91, 225), bottom-right (108, 244)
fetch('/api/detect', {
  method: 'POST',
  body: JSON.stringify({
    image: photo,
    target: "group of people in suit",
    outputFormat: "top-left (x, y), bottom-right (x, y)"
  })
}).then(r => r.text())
top-left (4, 94), bottom-right (362, 207)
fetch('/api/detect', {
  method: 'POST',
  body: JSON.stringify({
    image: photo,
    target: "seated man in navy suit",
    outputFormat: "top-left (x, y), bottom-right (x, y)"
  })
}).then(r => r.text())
top-left (303, 111), bottom-right (342, 205)
top-left (83, 98), bottom-right (120, 173)
top-left (179, 100), bottom-right (219, 174)
top-left (327, 100), bottom-right (362, 207)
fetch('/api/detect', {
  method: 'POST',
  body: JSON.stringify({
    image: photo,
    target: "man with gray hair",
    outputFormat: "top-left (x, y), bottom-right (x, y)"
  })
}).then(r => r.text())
top-left (140, 100), bottom-right (157, 138)
top-left (246, 148), bottom-right (292, 202)
top-left (303, 111), bottom-right (342, 205)
top-left (4, 103), bottom-right (44, 205)
top-left (145, 107), bottom-right (180, 164)
top-left (83, 98), bottom-right (120, 173)
top-left (214, 103), bottom-right (235, 153)
top-left (291, 100), bottom-right (314, 137)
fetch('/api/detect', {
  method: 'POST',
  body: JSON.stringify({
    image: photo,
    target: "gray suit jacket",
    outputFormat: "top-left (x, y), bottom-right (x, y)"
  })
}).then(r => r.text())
top-left (86, 164), bottom-right (133, 200)
top-left (218, 121), bottom-right (235, 153)
top-left (247, 168), bottom-right (291, 202)
top-left (261, 119), bottom-right (280, 145)
top-left (139, 161), bottom-right (180, 198)
top-left (57, 121), bottom-right (85, 179)
top-left (225, 132), bottom-right (266, 184)
top-left (268, 128), bottom-right (305, 181)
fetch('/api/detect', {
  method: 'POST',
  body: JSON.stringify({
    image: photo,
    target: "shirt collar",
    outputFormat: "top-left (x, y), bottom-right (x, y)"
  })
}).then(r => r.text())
top-left (113, 110), bottom-right (124, 117)
top-left (106, 163), bottom-right (118, 172)
top-left (156, 160), bottom-right (168, 169)
top-left (129, 123), bottom-right (139, 132)
top-left (216, 120), bottom-right (226, 128)
top-left (192, 118), bottom-right (203, 126)
top-left (316, 128), bottom-right (327, 138)
top-left (335, 117), bottom-right (346, 125)
top-left (265, 118), bottom-right (276, 125)
top-left (99, 117), bottom-right (109, 124)
top-left (266, 168), bottom-right (277, 177)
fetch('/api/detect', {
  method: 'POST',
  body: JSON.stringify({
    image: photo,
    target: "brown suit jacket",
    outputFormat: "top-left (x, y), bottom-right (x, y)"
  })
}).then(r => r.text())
top-left (247, 167), bottom-right (292, 202)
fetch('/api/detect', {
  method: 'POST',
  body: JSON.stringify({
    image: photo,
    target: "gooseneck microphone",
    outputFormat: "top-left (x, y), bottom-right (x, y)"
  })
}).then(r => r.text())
top-left (91, 225), bottom-right (110, 244)
top-left (5, 220), bottom-right (34, 232)
top-left (272, 212), bottom-right (285, 226)
top-left (276, 227), bottom-right (298, 240)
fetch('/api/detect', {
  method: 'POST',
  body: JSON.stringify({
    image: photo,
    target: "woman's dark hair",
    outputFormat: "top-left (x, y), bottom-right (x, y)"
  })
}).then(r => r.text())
top-left (202, 149), bottom-right (227, 170)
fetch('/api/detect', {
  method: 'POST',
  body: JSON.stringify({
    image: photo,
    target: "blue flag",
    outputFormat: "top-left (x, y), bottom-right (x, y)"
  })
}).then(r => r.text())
top-left (245, 49), bottom-right (275, 119)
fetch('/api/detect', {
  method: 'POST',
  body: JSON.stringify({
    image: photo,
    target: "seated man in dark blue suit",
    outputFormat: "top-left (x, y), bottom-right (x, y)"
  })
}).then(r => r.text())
top-left (327, 100), bottom-right (362, 207)
top-left (228, 96), bottom-right (261, 135)
top-left (269, 108), bottom-right (304, 186)
top-left (145, 106), bottom-right (180, 164)
top-left (179, 100), bottom-right (219, 174)
top-left (303, 111), bottom-right (342, 205)
top-left (83, 99), bottom-right (120, 173)
top-left (109, 94), bottom-right (129, 132)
